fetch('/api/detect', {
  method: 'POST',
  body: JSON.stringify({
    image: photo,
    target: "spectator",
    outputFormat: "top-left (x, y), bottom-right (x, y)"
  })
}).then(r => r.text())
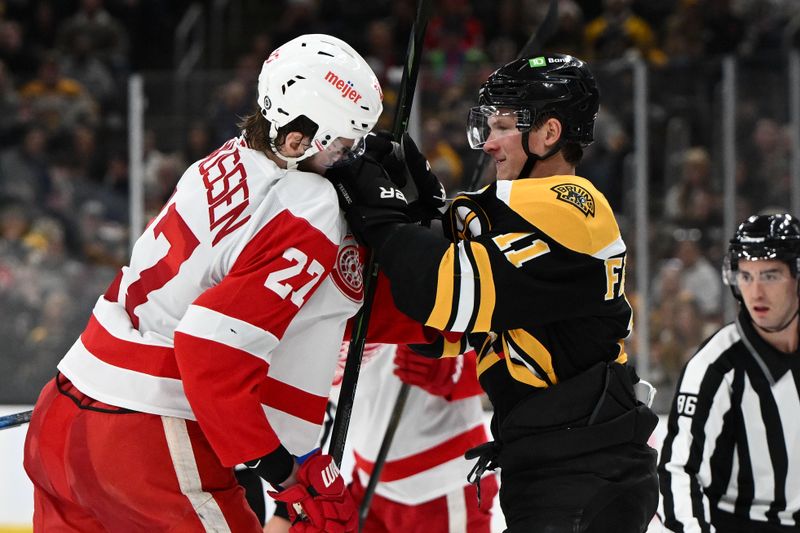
top-left (544, 0), bottom-right (585, 58)
top-left (0, 59), bottom-right (25, 148)
top-left (76, 199), bottom-right (126, 266)
top-left (55, 0), bottom-right (129, 74)
top-left (664, 146), bottom-right (721, 229)
top-left (0, 124), bottom-right (51, 204)
top-left (176, 120), bottom-right (214, 171)
top-left (0, 199), bottom-right (32, 260)
top-left (672, 229), bottom-right (724, 320)
top-left (583, 0), bottom-right (666, 65)
top-left (19, 51), bottom-right (98, 133)
top-left (272, 0), bottom-right (330, 50)
top-left (363, 19), bottom-right (399, 83)
top-left (579, 107), bottom-right (630, 210)
top-left (739, 0), bottom-right (795, 62)
top-left (744, 117), bottom-right (791, 211)
top-left (702, 0), bottom-right (746, 56)
top-left (59, 32), bottom-right (117, 113)
top-left (210, 79), bottom-right (250, 146)
top-left (661, 3), bottom-right (705, 65)
top-left (650, 288), bottom-right (710, 413)
top-left (24, 1), bottom-right (61, 60)
top-left (425, 0), bottom-right (487, 87)
top-left (0, 20), bottom-right (38, 81)
top-left (420, 116), bottom-right (464, 195)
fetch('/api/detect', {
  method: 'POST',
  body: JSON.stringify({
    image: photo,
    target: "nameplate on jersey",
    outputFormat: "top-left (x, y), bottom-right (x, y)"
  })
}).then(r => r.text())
top-left (332, 234), bottom-right (364, 303)
top-left (551, 183), bottom-right (595, 218)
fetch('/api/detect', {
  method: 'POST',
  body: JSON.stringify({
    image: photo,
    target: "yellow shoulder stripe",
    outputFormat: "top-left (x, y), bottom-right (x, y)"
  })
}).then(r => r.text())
top-left (503, 177), bottom-right (622, 256)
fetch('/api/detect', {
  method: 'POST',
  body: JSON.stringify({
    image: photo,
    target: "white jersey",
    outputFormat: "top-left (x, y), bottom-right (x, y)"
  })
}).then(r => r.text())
top-left (333, 344), bottom-right (489, 505)
top-left (58, 136), bottom-right (364, 466)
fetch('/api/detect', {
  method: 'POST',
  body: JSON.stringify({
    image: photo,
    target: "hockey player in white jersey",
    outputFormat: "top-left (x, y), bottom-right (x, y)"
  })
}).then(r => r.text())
top-left (344, 344), bottom-right (498, 532)
top-left (22, 34), bottom-right (383, 533)
top-left (266, 342), bottom-right (498, 533)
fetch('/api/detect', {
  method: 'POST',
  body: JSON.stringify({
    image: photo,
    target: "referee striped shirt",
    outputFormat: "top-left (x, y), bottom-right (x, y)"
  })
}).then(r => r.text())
top-left (659, 311), bottom-right (800, 532)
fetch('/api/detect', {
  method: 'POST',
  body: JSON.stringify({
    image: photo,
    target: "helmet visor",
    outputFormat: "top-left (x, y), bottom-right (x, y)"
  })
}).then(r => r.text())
top-left (723, 244), bottom-right (800, 287)
top-left (312, 136), bottom-right (367, 168)
top-left (466, 106), bottom-right (531, 149)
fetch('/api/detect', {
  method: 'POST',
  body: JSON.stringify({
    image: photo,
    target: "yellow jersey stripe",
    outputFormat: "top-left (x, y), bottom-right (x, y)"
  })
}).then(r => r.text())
top-left (504, 355), bottom-right (549, 387)
top-left (426, 247), bottom-right (456, 330)
top-left (502, 335), bottom-right (550, 387)
top-left (615, 339), bottom-right (628, 364)
top-left (470, 242), bottom-right (495, 332)
top-left (507, 329), bottom-right (559, 385)
top-left (442, 335), bottom-right (462, 357)
top-left (477, 350), bottom-right (502, 376)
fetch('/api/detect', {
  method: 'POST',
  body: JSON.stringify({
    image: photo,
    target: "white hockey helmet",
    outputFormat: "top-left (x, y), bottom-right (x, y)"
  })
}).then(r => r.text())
top-left (257, 33), bottom-right (384, 168)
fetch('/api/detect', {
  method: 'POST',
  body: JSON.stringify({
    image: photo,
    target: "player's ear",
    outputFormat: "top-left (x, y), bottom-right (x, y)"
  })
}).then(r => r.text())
top-left (544, 117), bottom-right (562, 146)
top-left (281, 131), bottom-right (309, 157)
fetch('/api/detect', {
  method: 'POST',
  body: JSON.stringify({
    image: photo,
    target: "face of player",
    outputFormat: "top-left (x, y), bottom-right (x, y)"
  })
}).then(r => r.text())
top-left (482, 112), bottom-right (527, 181)
top-left (283, 134), bottom-right (362, 174)
top-left (480, 110), bottom-right (557, 181)
top-left (737, 259), bottom-right (799, 332)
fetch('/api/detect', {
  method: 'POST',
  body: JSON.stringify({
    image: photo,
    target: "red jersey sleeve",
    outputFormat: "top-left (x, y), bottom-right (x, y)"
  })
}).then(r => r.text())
top-left (175, 209), bottom-right (339, 466)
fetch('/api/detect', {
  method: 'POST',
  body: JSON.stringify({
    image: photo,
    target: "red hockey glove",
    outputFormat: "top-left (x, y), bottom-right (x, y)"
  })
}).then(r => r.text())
top-left (268, 451), bottom-right (357, 533)
top-left (393, 344), bottom-right (459, 398)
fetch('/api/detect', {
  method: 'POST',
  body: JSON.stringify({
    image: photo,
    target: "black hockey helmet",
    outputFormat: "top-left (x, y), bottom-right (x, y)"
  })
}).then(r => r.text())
top-left (477, 54), bottom-right (599, 146)
top-left (723, 213), bottom-right (800, 298)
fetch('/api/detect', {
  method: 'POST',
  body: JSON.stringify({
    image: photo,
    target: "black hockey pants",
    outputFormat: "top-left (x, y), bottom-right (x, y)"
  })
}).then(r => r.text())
top-left (479, 362), bottom-right (659, 533)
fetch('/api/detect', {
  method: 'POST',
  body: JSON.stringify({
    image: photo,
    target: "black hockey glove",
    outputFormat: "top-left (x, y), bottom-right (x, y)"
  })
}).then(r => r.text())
top-left (399, 133), bottom-right (447, 221)
top-left (327, 157), bottom-right (410, 249)
top-left (364, 131), bottom-right (447, 224)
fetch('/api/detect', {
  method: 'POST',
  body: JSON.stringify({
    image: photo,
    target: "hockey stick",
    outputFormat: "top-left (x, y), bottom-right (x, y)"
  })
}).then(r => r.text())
top-left (0, 409), bottom-right (33, 430)
top-left (466, 0), bottom-right (559, 192)
top-left (328, 0), bottom-right (433, 471)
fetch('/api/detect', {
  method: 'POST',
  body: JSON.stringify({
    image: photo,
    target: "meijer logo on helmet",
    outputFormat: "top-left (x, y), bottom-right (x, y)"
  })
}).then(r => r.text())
top-left (324, 71), bottom-right (363, 104)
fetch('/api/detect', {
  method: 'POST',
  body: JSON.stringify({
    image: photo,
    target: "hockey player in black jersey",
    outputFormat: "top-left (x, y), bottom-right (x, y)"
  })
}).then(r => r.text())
top-left (328, 54), bottom-right (659, 533)
top-left (659, 213), bottom-right (800, 533)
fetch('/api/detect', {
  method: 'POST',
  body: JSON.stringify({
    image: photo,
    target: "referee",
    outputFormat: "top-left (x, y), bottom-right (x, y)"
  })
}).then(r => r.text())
top-left (659, 213), bottom-right (800, 533)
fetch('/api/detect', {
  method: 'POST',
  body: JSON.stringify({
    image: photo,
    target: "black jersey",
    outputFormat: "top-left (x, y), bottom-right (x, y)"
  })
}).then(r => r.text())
top-left (379, 175), bottom-right (633, 426)
top-left (659, 309), bottom-right (800, 532)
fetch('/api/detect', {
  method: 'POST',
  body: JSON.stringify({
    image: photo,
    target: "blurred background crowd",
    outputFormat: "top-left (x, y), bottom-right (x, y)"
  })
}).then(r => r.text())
top-left (0, 0), bottom-right (799, 412)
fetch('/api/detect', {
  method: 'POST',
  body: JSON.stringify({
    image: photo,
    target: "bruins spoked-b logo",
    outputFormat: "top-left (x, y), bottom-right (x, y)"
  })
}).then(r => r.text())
top-left (551, 183), bottom-right (595, 218)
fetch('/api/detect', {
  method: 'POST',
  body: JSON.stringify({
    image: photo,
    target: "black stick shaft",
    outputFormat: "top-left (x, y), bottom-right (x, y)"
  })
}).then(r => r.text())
top-left (328, 0), bottom-right (433, 469)
top-left (358, 384), bottom-right (410, 528)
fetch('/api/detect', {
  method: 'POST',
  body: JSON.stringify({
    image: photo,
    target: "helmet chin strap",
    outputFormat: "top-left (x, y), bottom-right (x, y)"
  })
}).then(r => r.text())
top-left (268, 123), bottom-right (315, 170)
top-left (516, 131), bottom-right (563, 180)
top-left (753, 309), bottom-right (799, 334)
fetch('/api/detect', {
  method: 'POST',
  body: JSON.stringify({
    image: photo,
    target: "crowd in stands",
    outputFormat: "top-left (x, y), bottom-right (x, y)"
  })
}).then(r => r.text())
top-left (0, 0), bottom-right (799, 408)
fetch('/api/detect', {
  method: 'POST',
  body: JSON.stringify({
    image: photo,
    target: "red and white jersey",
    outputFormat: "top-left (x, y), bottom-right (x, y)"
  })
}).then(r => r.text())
top-left (58, 136), bottom-right (365, 467)
top-left (333, 344), bottom-right (489, 505)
